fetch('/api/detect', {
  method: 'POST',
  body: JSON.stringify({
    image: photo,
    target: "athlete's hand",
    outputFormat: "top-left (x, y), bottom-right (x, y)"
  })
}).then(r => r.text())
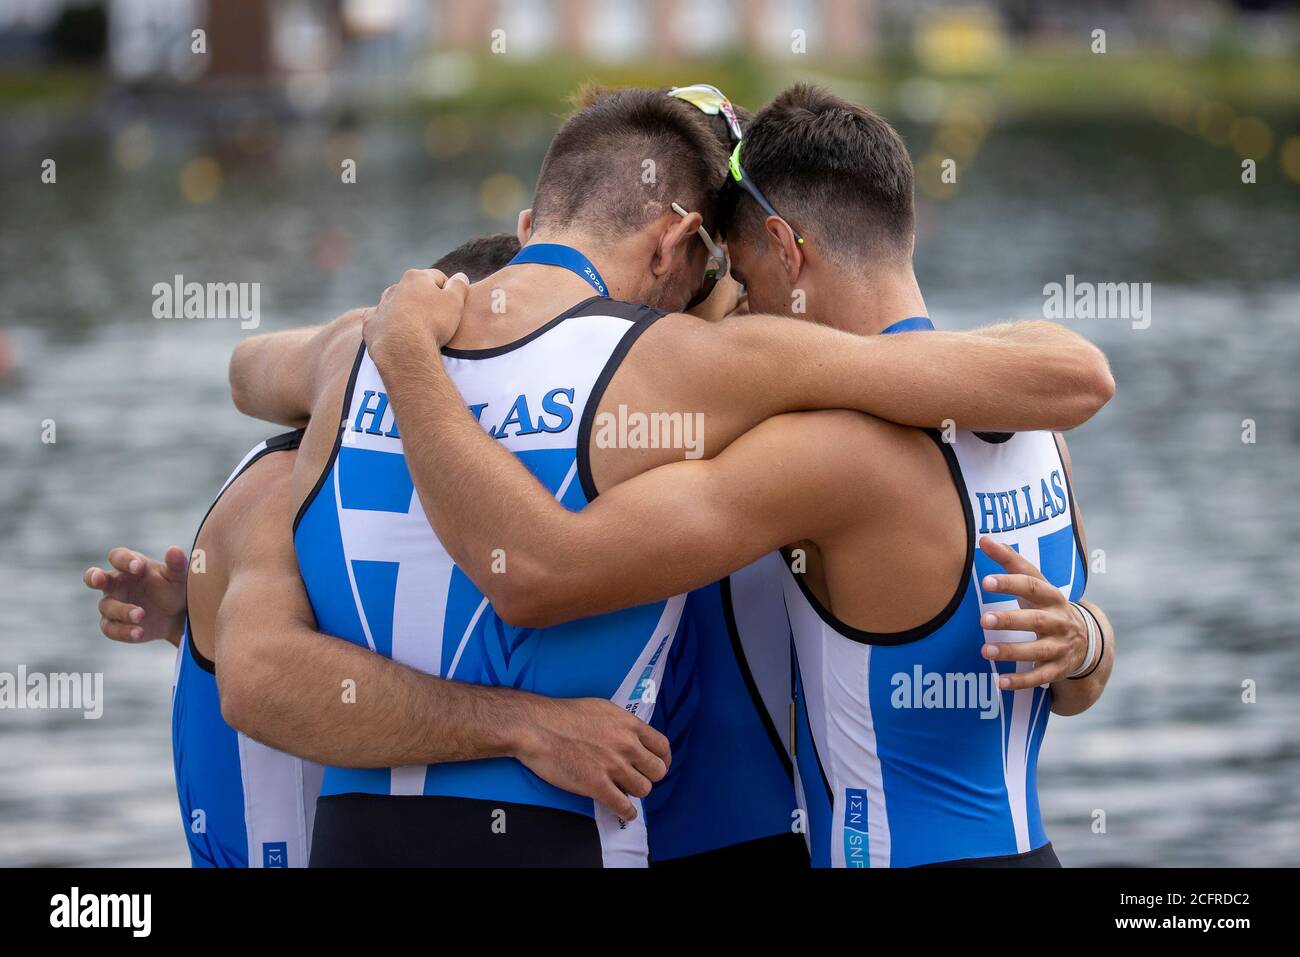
top-left (83, 546), bottom-right (189, 646)
top-left (687, 270), bottom-right (744, 322)
top-left (977, 536), bottom-right (1088, 690)
top-left (514, 696), bottom-right (671, 821)
top-left (364, 268), bottom-right (470, 372)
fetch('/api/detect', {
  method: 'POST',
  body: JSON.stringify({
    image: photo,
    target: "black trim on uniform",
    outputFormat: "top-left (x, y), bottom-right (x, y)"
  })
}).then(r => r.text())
top-left (1053, 432), bottom-right (1089, 590)
top-left (440, 295), bottom-right (609, 359)
top-left (720, 576), bottom-right (792, 776)
top-left (186, 627), bottom-right (216, 675)
top-left (650, 832), bottom-right (809, 869)
top-left (575, 300), bottom-right (669, 500)
top-left (262, 429), bottom-right (306, 454)
top-left (186, 429), bottom-right (306, 675)
top-left (292, 296), bottom-right (608, 535)
top-left (309, 794), bottom-right (604, 867)
top-left (916, 841), bottom-right (1061, 869)
top-left (292, 342), bottom-right (366, 535)
top-left (781, 429), bottom-right (976, 647)
top-left (972, 431), bottom-right (1014, 444)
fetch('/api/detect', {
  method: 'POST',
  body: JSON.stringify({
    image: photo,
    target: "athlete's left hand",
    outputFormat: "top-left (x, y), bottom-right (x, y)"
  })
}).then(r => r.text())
top-left (976, 536), bottom-right (1087, 690)
top-left (83, 546), bottom-right (189, 646)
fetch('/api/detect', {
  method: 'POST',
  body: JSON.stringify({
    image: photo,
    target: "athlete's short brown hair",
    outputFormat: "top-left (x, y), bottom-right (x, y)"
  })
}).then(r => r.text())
top-left (431, 233), bottom-right (520, 281)
top-left (726, 83), bottom-right (914, 266)
top-left (531, 86), bottom-right (731, 240)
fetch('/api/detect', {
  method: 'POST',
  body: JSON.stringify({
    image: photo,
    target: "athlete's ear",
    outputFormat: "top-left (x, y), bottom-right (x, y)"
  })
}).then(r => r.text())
top-left (765, 215), bottom-right (804, 286)
top-left (516, 208), bottom-right (533, 245)
top-left (651, 208), bottom-right (697, 278)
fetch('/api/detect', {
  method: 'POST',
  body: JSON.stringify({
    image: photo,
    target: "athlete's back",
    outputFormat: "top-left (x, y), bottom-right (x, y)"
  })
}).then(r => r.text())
top-left (292, 296), bottom-right (686, 867)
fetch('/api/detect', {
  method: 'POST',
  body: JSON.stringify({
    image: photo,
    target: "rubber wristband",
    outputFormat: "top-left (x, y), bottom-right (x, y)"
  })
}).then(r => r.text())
top-left (1068, 603), bottom-right (1105, 680)
top-left (1075, 606), bottom-right (1105, 680)
top-left (1066, 601), bottom-right (1098, 679)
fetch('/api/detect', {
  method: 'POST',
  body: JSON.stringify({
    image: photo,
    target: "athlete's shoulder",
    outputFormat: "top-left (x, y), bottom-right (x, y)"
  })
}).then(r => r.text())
top-left (617, 310), bottom-right (762, 389)
top-left (570, 296), bottom-right (666, 326)
top-left (320, 312), bottom-right (366, 378)
top-left (189, 439), bottom-right (302, 653)
top-left (214, 446), bottom-right (297, 532)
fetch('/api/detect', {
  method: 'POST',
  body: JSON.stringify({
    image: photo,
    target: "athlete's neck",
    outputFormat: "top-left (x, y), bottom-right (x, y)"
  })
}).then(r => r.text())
top-left (522, 227), bottom-right (666, 302)
top-left (811, 266), bottom-right (928, 337)
top-left (444, 229), bottom-right (656, 352)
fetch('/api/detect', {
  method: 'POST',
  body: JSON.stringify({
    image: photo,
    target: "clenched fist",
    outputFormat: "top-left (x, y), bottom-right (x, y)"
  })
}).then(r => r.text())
top-left (363, 268), bottom-right (471, 374)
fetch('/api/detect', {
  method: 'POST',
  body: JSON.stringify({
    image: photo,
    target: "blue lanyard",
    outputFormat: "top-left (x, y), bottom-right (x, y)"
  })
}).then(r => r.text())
top-left (881, 316), bottom-right (934, 335)
top-left (507, 243), bottom-right (608, 297)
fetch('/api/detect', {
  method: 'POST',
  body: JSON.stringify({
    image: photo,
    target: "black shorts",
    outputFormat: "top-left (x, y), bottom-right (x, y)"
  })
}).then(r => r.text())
top-left (309, 793), bottom-right (604, 867)
top-left (919, 842), bottom-right (1062, 868)
top-left (650, 832), bottom-right (810, 869)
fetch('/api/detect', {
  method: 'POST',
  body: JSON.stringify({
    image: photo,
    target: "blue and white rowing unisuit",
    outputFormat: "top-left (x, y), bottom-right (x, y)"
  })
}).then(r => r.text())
top-left (781, 316), bottom-right (1087, 868)
top-left (646, 553), bottom-right (803, 865)
top-left (172, 430), bottom-right (323, 868)
top-left (294, 296), bottom-right (686, 867)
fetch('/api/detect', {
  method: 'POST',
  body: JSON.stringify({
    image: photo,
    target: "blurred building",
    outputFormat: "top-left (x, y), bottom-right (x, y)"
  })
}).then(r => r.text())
top-left (2, 0), bottom-right (1293, 89)
top-left (428, 0), bottom-right (881, 59)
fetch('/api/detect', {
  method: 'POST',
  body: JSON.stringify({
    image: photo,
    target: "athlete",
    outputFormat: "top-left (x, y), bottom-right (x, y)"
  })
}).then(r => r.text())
top-left (94, 228), bottom-right (800, 866)
top-left (225, 86), bottom-right (1113, 866)
top-left (357, 84), bottom-right (1117, 867)
top-left (84, 236), bottom-right (679, 867)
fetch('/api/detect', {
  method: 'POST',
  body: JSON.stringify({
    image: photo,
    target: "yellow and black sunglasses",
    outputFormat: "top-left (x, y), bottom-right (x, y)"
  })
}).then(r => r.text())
top-left (668, 83), bottom-right (805, 246)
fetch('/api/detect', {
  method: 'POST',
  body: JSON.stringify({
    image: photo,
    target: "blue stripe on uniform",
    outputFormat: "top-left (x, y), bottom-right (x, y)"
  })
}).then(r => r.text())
top-left (172, 629), bottom-right (248, 867)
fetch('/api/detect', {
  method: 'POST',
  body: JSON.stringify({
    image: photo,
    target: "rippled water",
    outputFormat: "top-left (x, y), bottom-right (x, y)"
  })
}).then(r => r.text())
top-left (1, 112), bottom-right (1297, 867)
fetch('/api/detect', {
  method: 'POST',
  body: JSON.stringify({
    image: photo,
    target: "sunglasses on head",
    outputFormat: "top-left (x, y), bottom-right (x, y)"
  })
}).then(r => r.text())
top-left (668, 84), bottom-right (805, 247)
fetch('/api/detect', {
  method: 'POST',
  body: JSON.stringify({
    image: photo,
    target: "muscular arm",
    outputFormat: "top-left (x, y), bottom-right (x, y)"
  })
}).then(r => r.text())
top-left (216, 561), bottom-right (530, 767)
top-left (372, 279), bottom-right (1106, 614)
top-left (213, 475), bottom-right (669, 816)
top-left (377, 339), bottom-right (865, 625)
top-left (228, 308), bottom-right (367, 427)
top-left (613, 312), bottom-right (1114, 467)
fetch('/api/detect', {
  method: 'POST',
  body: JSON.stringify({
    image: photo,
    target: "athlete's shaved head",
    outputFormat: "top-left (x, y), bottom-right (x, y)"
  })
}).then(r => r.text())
top-left (531, 86), bottom-right (731, 241)
top-left (431, 233), bottom-right (521, 281)
top-left (725, 83), bottom-right (915, 268)
top-left (569, 82), bottom-right (754, 158)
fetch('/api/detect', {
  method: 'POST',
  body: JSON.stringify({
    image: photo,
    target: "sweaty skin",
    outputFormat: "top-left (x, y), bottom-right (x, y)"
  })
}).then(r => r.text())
top-left (169, 446), bottom-right (669, 820)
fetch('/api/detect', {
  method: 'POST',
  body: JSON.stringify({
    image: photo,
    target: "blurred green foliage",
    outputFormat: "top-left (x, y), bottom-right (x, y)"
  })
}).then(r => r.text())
top-left (413, 52), bottom-right (1300, 120)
